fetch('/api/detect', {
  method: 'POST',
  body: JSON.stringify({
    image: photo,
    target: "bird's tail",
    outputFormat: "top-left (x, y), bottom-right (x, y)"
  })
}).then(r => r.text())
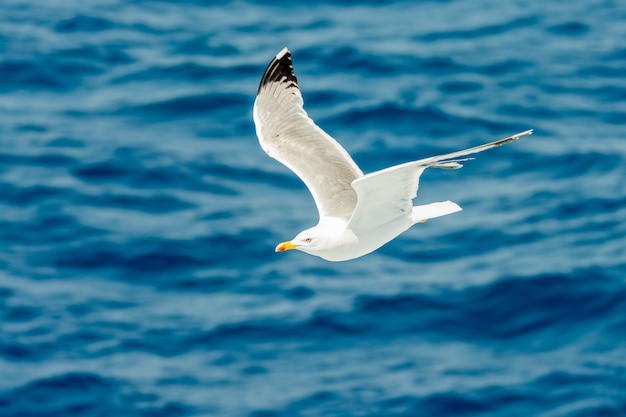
top-left (411, 201), bottom-right (462, 223)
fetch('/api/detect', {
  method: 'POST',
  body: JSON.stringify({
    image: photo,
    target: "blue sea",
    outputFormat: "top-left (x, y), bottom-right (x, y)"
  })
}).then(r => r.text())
top-left (2, 0), bottom-right (626, 416)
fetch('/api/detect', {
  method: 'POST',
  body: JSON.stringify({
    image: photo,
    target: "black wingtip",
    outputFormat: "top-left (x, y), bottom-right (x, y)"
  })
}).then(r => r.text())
top-left (257, 47), bottom-right (299, 95)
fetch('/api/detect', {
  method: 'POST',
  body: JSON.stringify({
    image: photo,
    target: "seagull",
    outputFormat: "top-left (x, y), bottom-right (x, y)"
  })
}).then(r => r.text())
top-left (253, 47), bottom-right (532, 262)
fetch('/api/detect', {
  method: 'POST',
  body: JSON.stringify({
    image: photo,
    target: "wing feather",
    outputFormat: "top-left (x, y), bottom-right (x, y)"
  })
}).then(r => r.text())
top-left (348, 130), bottom-right (533, 232)
top-left (253, 48), bottom-right (363, 220)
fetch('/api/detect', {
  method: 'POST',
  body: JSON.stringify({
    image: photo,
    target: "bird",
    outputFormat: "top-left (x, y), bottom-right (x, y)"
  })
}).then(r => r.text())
top-left (253, 47), bottom-right (532, 262)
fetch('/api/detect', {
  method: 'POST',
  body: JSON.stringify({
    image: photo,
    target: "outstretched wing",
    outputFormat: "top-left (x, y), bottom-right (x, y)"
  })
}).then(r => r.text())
top-left (347, 130), bottom-right (533, 232)
top-left (253, 48), bottom-right (363, 220)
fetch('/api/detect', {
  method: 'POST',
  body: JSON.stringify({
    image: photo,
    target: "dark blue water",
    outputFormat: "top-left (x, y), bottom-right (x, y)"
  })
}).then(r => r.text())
top-left (2, 1), bottom-right (626, 416)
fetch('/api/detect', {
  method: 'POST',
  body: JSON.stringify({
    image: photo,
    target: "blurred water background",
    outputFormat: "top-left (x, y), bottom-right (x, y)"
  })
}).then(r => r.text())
top-left (2, 0), bottom-right (626, 416)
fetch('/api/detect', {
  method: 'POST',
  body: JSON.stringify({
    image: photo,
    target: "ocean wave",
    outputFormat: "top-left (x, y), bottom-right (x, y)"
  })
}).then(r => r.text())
top-left (3, 0), bottom-right (626, 414)
top-left (416, 15), bottom-right (540, 41)
top-left (0, 373), bottom-right (191, 417)
top-left (53, 269), bottom-right (620, 362)
top-left (327, 103), bottom-right (512, 136)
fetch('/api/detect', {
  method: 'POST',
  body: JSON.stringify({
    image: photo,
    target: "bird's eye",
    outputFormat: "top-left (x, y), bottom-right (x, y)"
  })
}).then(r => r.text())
top-left (304, 238), bottom-right (312, 243)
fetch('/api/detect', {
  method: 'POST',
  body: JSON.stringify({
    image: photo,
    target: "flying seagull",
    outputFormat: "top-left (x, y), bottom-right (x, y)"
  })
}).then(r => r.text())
top-left (253, 47), bottom-right (532, 262)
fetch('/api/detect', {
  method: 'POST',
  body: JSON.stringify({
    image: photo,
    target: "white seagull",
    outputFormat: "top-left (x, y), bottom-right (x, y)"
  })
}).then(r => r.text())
top-left (253, 48), bottom-right (532, 262)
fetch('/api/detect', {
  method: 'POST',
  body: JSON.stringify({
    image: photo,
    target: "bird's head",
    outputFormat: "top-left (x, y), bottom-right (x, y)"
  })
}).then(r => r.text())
top-left (275, 219), bottom-right (355, 257)
top-left (275, 226), bottom-right (326, 255)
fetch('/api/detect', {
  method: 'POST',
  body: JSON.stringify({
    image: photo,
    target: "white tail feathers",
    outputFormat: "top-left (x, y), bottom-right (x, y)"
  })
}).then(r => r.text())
top-left (411, 200), bottom-right (462, 223)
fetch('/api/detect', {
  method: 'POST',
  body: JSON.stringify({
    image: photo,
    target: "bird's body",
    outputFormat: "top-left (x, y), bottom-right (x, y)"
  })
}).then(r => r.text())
top-left (254, 48), bottom-right (532, 261)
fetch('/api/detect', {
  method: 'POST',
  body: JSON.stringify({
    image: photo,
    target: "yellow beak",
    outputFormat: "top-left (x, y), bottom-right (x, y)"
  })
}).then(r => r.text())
top-left (275, 240), bottom-right (297, 252)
